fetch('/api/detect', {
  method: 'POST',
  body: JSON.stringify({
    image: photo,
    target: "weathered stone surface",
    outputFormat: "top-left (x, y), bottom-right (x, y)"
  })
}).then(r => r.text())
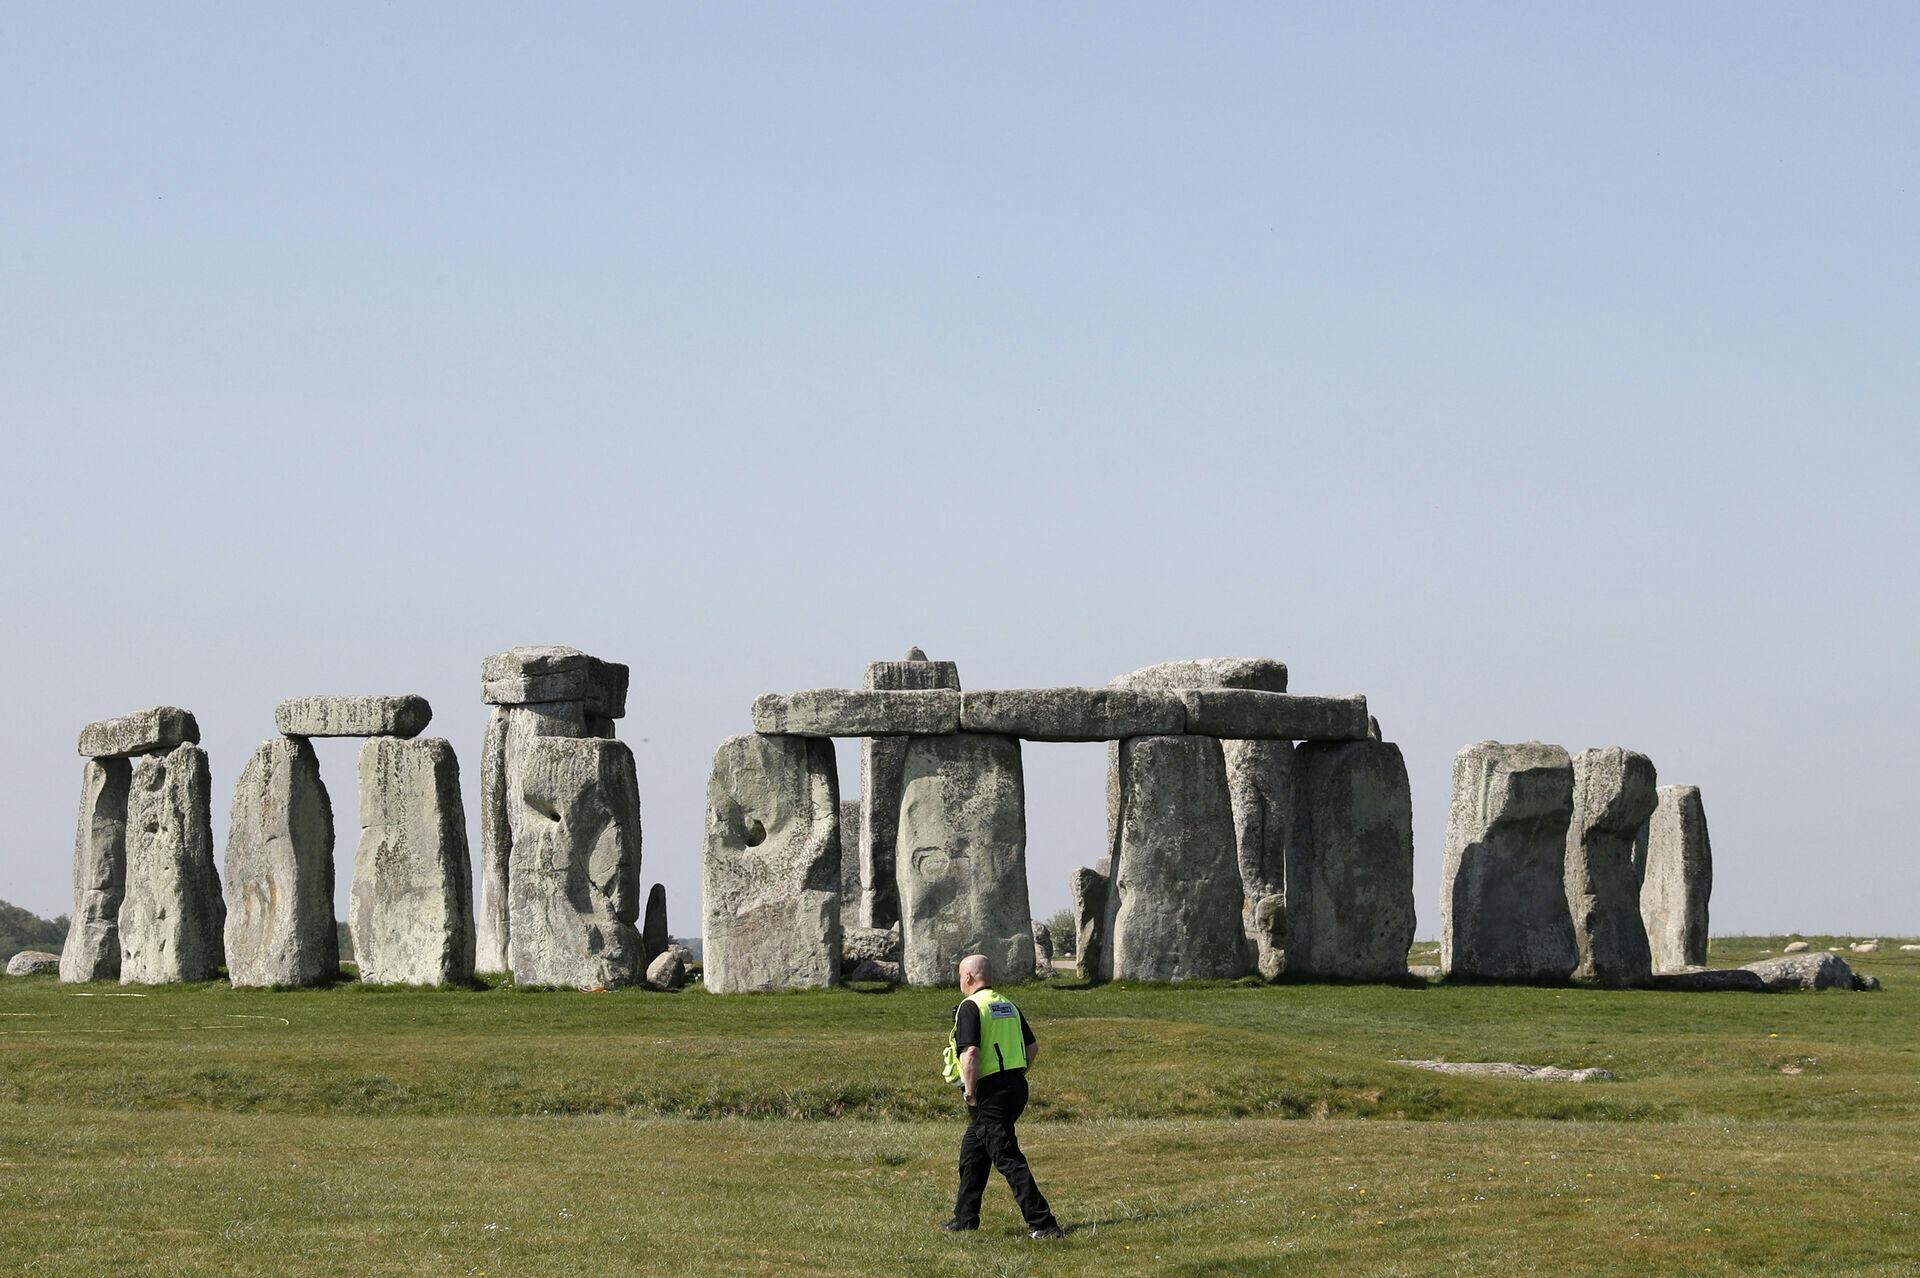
top-left (1032, 919), bottom-right (1056, 978)
top-left (849, 958), bottom-right (905, 984)
top-left (1646, 966), bottom-right (1766, 992)
top-left (1285, 740), bottom-right (1416, 980)
top-left (1069, 864), bottom-right (1109, 981)
top-left (959, 688), bottom-right (1184, 742)
top-left (842, 924), bottom-right (902, 966)
top-left (223, 738), bottom-right (337, 987)
top-left (645, 948), bottom-right (687, 991)
top-left (1224, 740), bottom-right (1296, 979)
top-left (120, 744), bottom-right (224, 984)
top-left (481, 645), bottom-right (628, 718)
top-left (475, 701), bottom-right (611, 974)
top-left (1850, 941), bottom-right (1880, 953)
top-left (895, 733), bottom-right (1034, 986)
top-left (702, 733), bottom-right (840, 993)
top-left (1178, 690), bottom-right (1370, 741)
top-left (1111, 658), bottom-right (1290, 694)
top-left (641, 883), bottom-right (670, 966)
top-left (1784, 940), bottom-right (1811, 953)
top-left (59, 758), bottom-right (130, 983)
top-left (1564, 748), bottom-right (1659, 986)
top-left (1103, 735), bottom-right (1247, 981)
top-left (77, 707), bottom-right (199, 759)
top-left (1742, 952), bottom-right (1860, 991)
top-left (353, 737), bottom-right (476, 986)
top-left (1639, 785), bottom-right (1712, 972)
top-left (274, 694), bottom-right (431, 739)
top-left (861, 655), bottom-right (963, 930)
top-left (1392, 1060), bottom-right (1614, 1083)
top-left (1440, 741), bottom-right (1577, 982)
top-left (1408, 964), bottom-right (1442, 980)
top-left (753, 689), bottom-right (959, 737)
top-left (508, 736), bottom-right (644, 989)
top-left (836, 798), bottom-right (864, 923)
top-left (8, 951), bottom-right (60, 976)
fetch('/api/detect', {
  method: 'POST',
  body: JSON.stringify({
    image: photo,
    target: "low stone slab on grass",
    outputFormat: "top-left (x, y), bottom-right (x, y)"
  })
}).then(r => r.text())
top-left (1391, 1059), bottom-right (1614, 1082)
top-left (1645, 967), bottom-right (1767, 992)
top-left (6, 950), bottom-right (60, 976)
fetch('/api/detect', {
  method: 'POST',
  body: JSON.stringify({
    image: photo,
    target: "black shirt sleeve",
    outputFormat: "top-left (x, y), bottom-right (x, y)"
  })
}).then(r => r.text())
top-left (954, 1000), bottom-right (982, 1051)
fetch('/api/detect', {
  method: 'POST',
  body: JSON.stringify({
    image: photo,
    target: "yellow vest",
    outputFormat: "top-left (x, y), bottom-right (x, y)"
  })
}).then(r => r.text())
top-left (942, 988), bottom-right (1030, 1084)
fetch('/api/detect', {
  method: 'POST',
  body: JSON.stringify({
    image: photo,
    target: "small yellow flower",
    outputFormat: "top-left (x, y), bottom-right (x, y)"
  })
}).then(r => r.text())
top-left (1651, 1174), bottom-right (1662, 1180)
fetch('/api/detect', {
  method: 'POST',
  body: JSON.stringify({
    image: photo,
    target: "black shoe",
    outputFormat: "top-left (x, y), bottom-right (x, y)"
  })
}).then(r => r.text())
top-left (941, 1219), bottom-right (978, 1232)
top-left (1029, 1224), bottom-right (1067, 1240)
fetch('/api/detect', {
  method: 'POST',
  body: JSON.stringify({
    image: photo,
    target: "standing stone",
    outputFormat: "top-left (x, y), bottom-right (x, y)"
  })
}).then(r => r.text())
top-left (476, 700), bottom-right (612, 974)
top-left (223, 738), bottom-right (337, 987)
top-left (1032, 920), bottom-right (1055, 978)
top-left (642, 882), bottom-right (670, 966)
top-left (1639, 785), bottom-right (1712, 972)
top-left (702, 733), bottom-right (841, 993)
top-left (1110, 660), bottom-right (1292, 978)
top-left (119, 744), bottom-right (224, 984)
top-left (1103, 735), bottom-right (1247, 982)
top-left (836, 798), bottom-right (864, 924)
top-left (895, 733), bottom-right (1034, 986)
top-left (1564, 747), bottom-right (1659, 986)
top-left (1285, 740), bottom-right (1416, 979)
top-left (1069, 862), bottom-right (1109, 982)
top-left (508, 736), bottom-right (645, 989)
top-left (860, 651), bottom-right (961, 928)
top-left (59, 758), bottom-right (130, 982)
top-left (1440, 741), bottom-right (1576, 982)
top-left (352, 737), bottom-right (477, 986)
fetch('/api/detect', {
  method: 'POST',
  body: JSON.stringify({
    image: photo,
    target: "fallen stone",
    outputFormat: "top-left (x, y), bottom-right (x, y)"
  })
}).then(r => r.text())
top-left (7, 951), bottom-right (60, 976)
top-left (1104, 735), bottom-right (1247, 981)
top-left (59, 758), bottom-right (130, 982)
top-left (958, 688), bottom-right (1184, 741)
top-left (223, 738), bottom-right (337, 987)
top-left (860, 655), bottom-right (963, 930)
top-left (1285, 740), bottom-right (1416, 979)
top-left (481, 645), bottom-right (628, 718)
top-left (1110, 658), bottom-right (1290, 694)
top-left (1639, 784), bottom-right (1712, 972)
top-left (119, 744), bottom-right (225, 984)
top-left (1645, 966), bottom-right (1767, 992)
top-left (274, 694), bottom-right (432, 738)
top-left (1408, 964), bottom-right (1442, 980)
top-left (644, 948), bottom-right (687, 991)
top-left (1850, 941), bottom-right (1880, 953)
top-left (508, 736), bottom-right (645, 989)
top-left (1391, 1060), bottom-right (1614, 1083)
top-left (1784, 940), bottom-right (1811, 953)
top-left (702, 733), bottom-right (841, 993)
top-left (896, 733), bottom-right (1035, 986)
top-left (77, 707), bottom-right (200, 759)
top-left (475, 701), bottom-right (613, 974)
top-left (1742, 952), bottom-right (1859, 991)
top-left (1564, 747), bottom-right (1659, 986)
top-left (353, 737), bottom-right (477, 986)
top-left (842, 924), bottom-right (902, 966)
top-left (1069, 864), bottom-right (1109, 981)
top-left (753, 689), bottom-right (960, 737)
top-left (1178, 690), bottom-right (1370, 741)
top-left (1856, 974), bottom-right (1882, 991)
top-left (642, 883), bottom-right (670, 966)
top-left (848, 957), bottom-right (905, 984)
top-left (1902, 944), bottom-right (1920, 952)
top-left (1440, 741), bottom-right (1577, 982)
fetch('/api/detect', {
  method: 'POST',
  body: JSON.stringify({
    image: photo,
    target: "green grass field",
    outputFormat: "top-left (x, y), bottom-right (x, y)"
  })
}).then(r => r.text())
top-left (3, 937), bottom-right (1915, 1276)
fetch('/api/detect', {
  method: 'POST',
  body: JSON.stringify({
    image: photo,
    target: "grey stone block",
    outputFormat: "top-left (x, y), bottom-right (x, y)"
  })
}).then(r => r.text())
top-left (1103, 735), bottom-right (1248, 982)
top-left (1110, 658), bottom-right (1290, 694)
top-left (1646, 966), bottom-right (1764, 992)
top-left (1285, 740), bottom-right (1416, 979)
top-left (7, 951), bottom-right (60, 976)
top-left (352, 737), bottom-right (476, 987)
top-left (1179, 690), bottom-right (1370, 741)
top-left (274, 695), bottom-right (432, 739)
top-left (1069, 865), bottom-right (1109, 982)
top-left (958, 688), bottom-right (1185, 742)
top-left (642, 882), bottom-right (670, 967)
top-left (59, 758), bottom-right (130, 983)
top-left (120, 744), bottom-right (225, 984)
top-left (481, 645), bottom-right (628, 718)
top-left (1741, 952), bottom-right (1860, 991)
top-left (859, 654), bottom-right (962, 930)
top-left (865, 654), bottom-right (962, 692)
top-left (1440, 741), bottom-right (1577, 982)
top-left (702, 733), bottom-right (841, 993)
top-left (77, 707), bottom-right (199, 759)
top-left (1565, 747), bottom-right (1659, 987)
top-left (895, 733), bottom-right (1034, 986)
top-left (507, 736), bottom-right (644, 989)
top-left (223, 738), bottom-right (337, 987)
top-left (752, 689), bottom-right (959, 737)
top-left (1640, 785), bottom-right (1712, 972)
top-left (836, 798), bottom-right (864, 923)
top-left (1225, 740), bottom-right (1296, 979)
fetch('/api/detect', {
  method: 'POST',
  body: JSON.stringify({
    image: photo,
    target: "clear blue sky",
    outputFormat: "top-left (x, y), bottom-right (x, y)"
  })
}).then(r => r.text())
top-left (3, 4), bottom-right (1915, 937)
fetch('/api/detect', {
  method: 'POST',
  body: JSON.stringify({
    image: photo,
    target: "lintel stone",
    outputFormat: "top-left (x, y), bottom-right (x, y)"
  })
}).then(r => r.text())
top-left (481, 645), bottom-right (629, 718)
top-left (275, 695), bottom-right (432, 739)
top-left (958, 688), bottom-right (1185, 741)
top-left (752, 689), bottom-right (960, 737)
top-left (77, 707), bottom-right (200, 759)
top-left (1179, 690), bottom-right (1369, 741)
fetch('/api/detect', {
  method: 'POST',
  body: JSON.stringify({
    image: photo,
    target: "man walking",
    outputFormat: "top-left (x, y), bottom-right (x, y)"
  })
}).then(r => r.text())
top-left (941, 953), bottom-right (1065, 1239)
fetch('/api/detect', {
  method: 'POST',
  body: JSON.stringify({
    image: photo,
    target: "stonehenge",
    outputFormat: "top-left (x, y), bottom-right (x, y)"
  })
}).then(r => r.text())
top-left (224, 737), bottom-right (337, 987)
top-left (121, 742), bottom-right (225, 984)
top-left (642, 882), bottom-right (670, 967)
top-left (1564, 747), bottom-right (1659, 986)
top-left (701, 733), bottom-right (841, 993)
top-left (1640, 785), bottom-right (1712, 971)
top-left (1440, 742), bottom-right (1578, 982)
top-left (59, 757), bottom-right (131, 982)
top-left (1285, 740), bottom-right (1416, 980)
top-left (354, 736), bottom-right (476, 986)
top-left (859, 649), bottom-right (961, 928)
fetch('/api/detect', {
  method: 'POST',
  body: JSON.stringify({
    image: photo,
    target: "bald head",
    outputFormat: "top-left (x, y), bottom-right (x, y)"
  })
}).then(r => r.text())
top-left (958, 954), bottom-right (990, 992)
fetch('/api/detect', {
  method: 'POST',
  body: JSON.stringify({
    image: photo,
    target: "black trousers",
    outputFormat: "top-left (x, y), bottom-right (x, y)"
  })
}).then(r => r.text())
top-left (954, 1070), bottom-right (1057, 1230)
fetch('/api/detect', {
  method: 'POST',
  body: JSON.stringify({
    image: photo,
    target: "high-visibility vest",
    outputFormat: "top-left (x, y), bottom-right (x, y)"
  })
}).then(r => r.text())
top-left (942, 988), bottom-right (1030, 1084)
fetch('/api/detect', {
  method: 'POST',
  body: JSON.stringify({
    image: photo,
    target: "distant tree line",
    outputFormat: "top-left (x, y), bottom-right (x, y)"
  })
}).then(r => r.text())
top-left (0, 899), bottom-right (67, 961)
